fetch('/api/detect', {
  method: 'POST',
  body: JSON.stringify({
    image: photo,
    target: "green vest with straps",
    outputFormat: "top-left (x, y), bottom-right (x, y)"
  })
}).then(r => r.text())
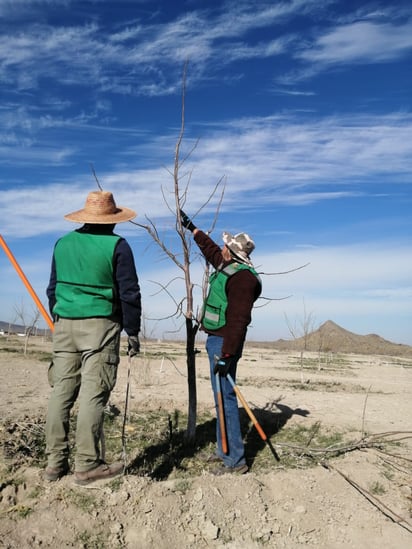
top-left (53, 231), bottom-right (121, 318)
top-left (202, 262), bottom-right (261, 330)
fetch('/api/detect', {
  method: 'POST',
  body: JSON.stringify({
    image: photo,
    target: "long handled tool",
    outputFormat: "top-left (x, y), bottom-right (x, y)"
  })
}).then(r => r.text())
top-left (121, 354), bottom-right (133, 471)
top-left (215, 371), bottom-right (228, 454)
top-left (226, 373), bottom-right (280, 462)
top-left (0, 234), bottom-right (54, 332)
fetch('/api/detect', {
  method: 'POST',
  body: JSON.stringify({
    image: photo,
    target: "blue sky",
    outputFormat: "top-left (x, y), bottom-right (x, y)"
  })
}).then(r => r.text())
top-left (1, 0), bottom-right (411, 345)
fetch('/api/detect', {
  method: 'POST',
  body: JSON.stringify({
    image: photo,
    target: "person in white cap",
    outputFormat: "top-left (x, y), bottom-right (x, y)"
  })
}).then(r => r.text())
top-left (45, 190), bottom-right (141, 485)
top-left (180, 210), bottom-right (261, 474)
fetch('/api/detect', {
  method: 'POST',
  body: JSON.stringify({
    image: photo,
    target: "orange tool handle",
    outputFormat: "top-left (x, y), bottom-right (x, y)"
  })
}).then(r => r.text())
top-left (227, 374), bottom-right (267, 441)
top-left (216, 373), bottom-right (228, 454)
top-left (0, 234), bottom-right (54, 332)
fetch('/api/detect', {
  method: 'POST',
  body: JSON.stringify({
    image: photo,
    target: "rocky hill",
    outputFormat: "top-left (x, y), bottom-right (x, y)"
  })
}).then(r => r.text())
top-left (271, 320), bottom-right (412, 357)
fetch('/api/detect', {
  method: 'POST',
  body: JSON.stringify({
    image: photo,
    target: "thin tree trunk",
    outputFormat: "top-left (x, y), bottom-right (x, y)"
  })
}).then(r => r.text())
top-left (185, 317), bottom-right (198, 443)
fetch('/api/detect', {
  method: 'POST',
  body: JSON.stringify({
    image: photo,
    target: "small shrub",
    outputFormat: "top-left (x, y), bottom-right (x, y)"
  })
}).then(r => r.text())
top-left (369, 481), bottom-right (386, 495)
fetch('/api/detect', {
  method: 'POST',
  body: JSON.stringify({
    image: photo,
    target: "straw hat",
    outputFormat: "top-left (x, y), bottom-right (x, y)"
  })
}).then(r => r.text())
top-left (64, 191), bottom-right (136, 224)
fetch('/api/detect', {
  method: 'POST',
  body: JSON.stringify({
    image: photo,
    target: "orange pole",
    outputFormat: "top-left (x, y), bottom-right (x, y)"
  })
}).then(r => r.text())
top-left (216, 373), bottom-right (228, 454)
top-left (0, 234), bottom-right (54, 332)
top-left (227, 373), bottom-right (280, 461)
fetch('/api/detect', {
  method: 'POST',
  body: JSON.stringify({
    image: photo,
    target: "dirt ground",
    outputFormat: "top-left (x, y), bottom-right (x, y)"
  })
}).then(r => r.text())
top-left (0, 336), bottom-right (411, 548)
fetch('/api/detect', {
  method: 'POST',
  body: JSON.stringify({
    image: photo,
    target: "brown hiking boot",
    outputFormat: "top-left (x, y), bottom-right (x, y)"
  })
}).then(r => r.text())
top-left (44, 464), bottom-right (70, 482)
top-left (74, 462), bottom-right (124, 486)
top-left (210, 463), bottom-right (249, 476)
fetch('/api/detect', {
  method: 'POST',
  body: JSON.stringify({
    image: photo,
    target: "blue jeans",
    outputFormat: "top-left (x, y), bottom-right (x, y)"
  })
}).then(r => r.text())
top-left (205, 334), bottom-right (246, 468)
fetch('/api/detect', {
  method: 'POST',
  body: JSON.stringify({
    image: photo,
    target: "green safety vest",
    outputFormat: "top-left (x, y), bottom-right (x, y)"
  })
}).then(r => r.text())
top-left (202, 262), bottom-right (261, 330)
top-left (53, 231), bottom-right (121, 318)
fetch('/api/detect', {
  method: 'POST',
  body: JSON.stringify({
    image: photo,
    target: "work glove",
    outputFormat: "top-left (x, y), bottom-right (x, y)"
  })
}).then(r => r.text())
top-left (179, 209), bottom-right (197, 232)
top-left (127, 335), bottom-right (140, 357)
top-left (214, 355), bottom-right (234, 377)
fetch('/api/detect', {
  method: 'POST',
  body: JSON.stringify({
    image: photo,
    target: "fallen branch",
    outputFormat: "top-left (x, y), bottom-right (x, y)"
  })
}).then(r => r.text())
top-left (377, 456), bottom-right (410, 475)
top-left (273, 429), bottom-right (412, 534)
top-left (374, 447), bottom-right (412, 464)
top-left (275, 431), bottom-right (412, 460)
top-left (322, 462), bottom-right (412, 534)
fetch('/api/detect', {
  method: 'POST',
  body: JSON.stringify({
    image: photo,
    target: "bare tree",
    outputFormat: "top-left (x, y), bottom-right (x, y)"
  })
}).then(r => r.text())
top-left (13, 301), bottom-right (41, 355)
top-left (316, 322), bottom-right (332, 371)
top-left (132, 64), bottom-right (224, 443)
top-left (13, 300), bottom-right (27, 335)
top-left (6, 313), bottom-right (18, 341)
top-left (126, 64), bottom-right (309, 443)
top-left (284, 299), bottom-right (316, 382)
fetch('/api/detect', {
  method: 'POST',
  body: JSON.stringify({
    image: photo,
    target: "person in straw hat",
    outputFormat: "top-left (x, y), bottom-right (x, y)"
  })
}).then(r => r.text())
top-left (180, 210), bottom-right (261, 475)
top-left (45, 190), bottom-right (141, 485)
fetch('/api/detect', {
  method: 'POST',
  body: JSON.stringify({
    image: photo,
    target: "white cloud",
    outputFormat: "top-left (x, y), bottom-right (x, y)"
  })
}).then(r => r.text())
top-left (1, 110), bottom-right (411, 236)
top-left (257, 243), bottom-right (412, 295)
top-left (0, 1), bottom-right (410, 347)
top-left (0, 0), bottom-right (326, 96)
top-left (1, 232), bottom-right (411, 345)
top-left (1, 1), bottom-right (410, 102)
top-left (298, 19), bottom-right (412, 65)
top-left (248, 240), bottom-right (412, 344)
top-left (127, 239), bottom-right (412, 345)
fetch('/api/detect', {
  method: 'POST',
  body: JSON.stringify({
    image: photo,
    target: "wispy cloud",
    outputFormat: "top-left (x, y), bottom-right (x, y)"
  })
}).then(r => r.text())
top-left (0, 0), bottom-right (329, 97)
top-left (259, 243), bottom-right (412, 293)
top-left (248, 240), bottom-right (412, 342)
top-left (0, 1), bottom-right (410, 347)
top-left (187, 112), bottom-right (412, 193)
top-left (299, 19), bottom-right (412, 65)
top-left (2, 234), bottom-right (410, 343)
top-left (0, 145), bottom-right (74, 166)
top-left (1, 110), bottom-right (411, 236)
top-left (272, 88), bottom-right (316, 97)
top-left (123, 238), bottom-right (412, 343)
top-left (1, 1), bottom-right (411, 101)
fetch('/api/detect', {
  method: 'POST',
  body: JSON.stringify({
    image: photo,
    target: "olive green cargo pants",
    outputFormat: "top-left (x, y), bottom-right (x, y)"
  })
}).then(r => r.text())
top-left (45, 317), bottom-right (121, 472)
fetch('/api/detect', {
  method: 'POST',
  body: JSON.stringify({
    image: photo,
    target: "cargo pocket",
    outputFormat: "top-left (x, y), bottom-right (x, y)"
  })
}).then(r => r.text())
top-left (100, 352), bottom-right (119, 392)
top-left (47, 361), bottom-right (55, 388)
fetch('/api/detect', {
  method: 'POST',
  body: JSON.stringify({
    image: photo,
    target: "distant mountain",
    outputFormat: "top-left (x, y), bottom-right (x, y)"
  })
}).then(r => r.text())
top-left (2, 318), bottom-right (411, 358)
top-left (0, 320), bottom-right (51, 337)
top-left (272, 320), bottom-right (412, 358)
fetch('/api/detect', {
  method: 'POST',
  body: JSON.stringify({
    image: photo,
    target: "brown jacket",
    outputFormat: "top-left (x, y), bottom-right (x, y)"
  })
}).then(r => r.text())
top-left (194, 230), bottom-right (261, 355)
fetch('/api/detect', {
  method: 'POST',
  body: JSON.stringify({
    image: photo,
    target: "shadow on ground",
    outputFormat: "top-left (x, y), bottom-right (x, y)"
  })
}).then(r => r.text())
top-left (127, 402), bottom-right (310, 480)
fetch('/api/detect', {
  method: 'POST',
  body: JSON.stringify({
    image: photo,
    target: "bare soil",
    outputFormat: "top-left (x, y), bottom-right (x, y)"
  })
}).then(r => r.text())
top-left (0, 336), bottom-right (411, 548)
